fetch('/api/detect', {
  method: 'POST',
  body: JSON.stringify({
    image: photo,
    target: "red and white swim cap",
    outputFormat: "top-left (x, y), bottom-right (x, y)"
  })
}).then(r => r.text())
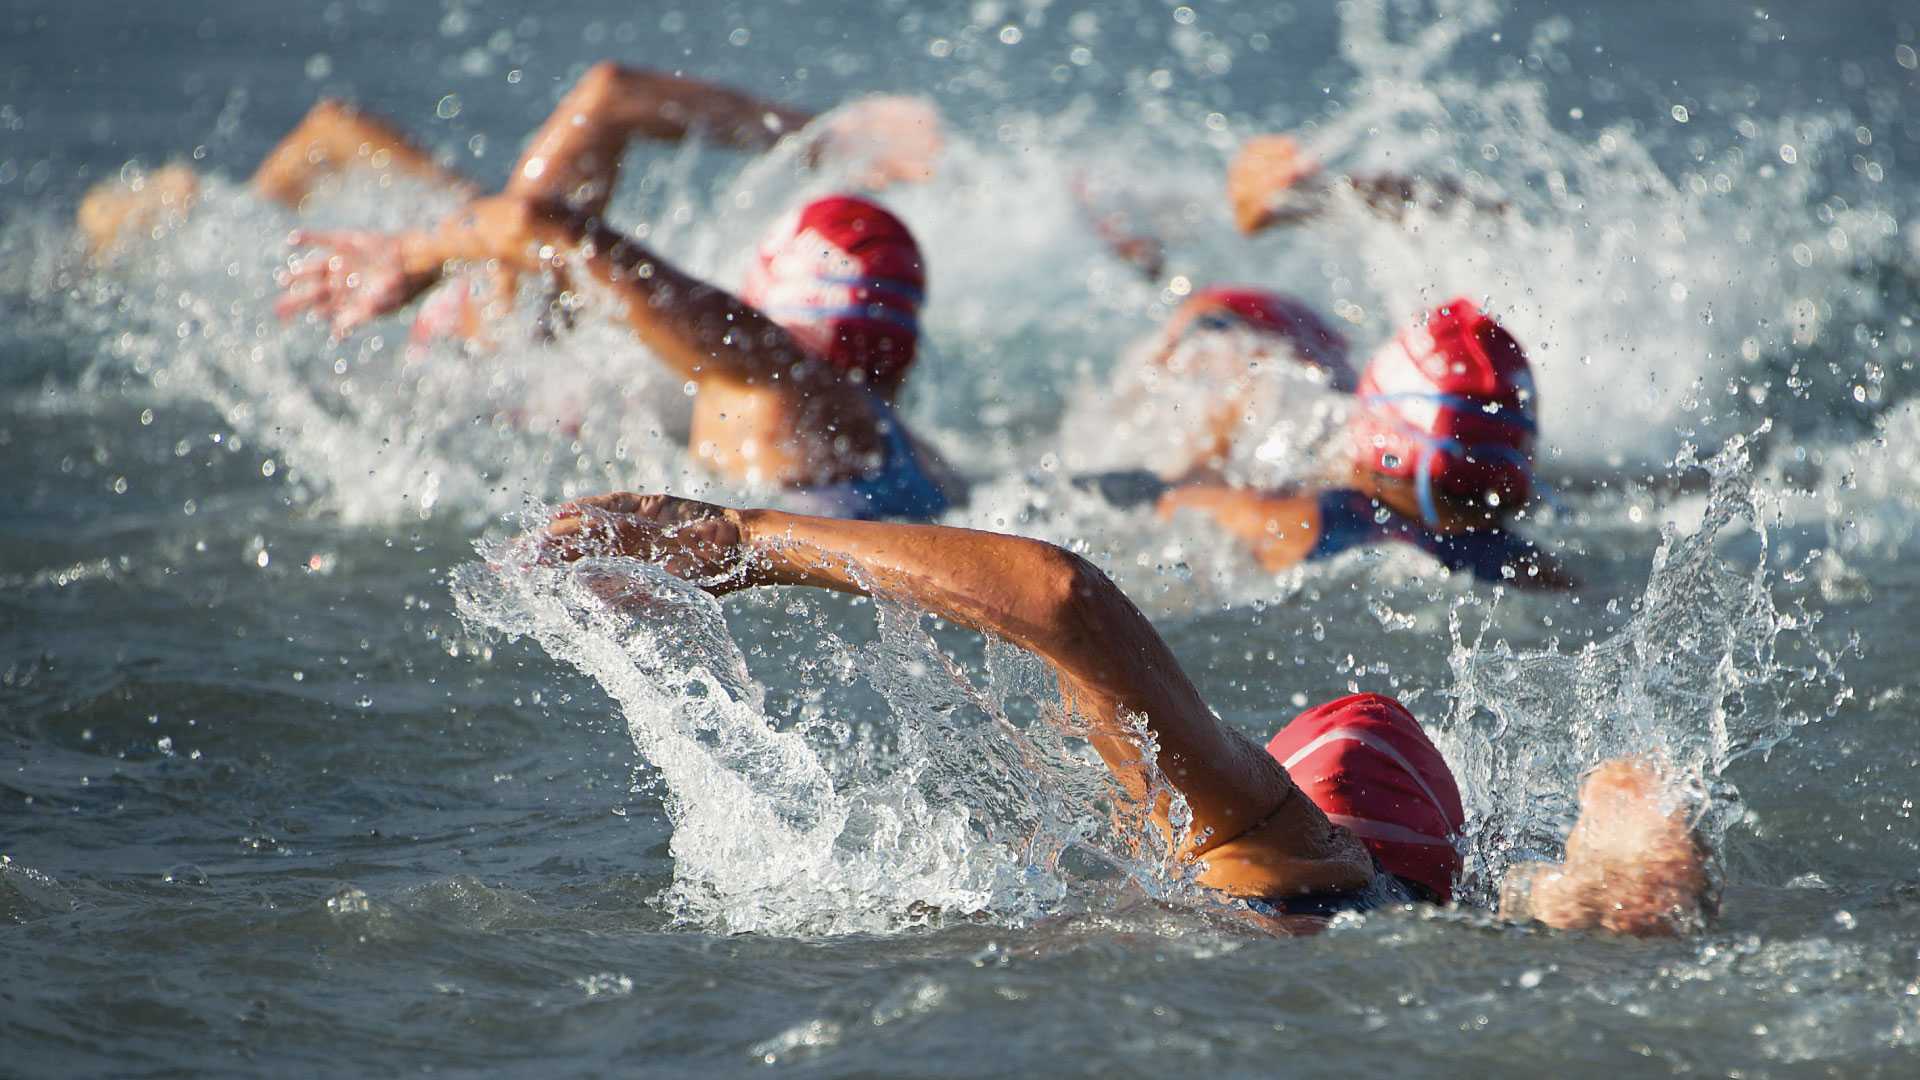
top-left (1350, 299), bottom-right (1536, 521)
top-left (740, 194), bottom-right (925, 386)
top-left (1266, 693), bottom-right (1466, 903)
top-left (1167, 286), bottom-right (1354, 389)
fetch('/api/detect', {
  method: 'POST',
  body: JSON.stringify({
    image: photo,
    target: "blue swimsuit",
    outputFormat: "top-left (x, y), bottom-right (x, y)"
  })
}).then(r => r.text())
top-left (1309, 488), bottom-right (1541, 583)
top-left (788, 396), bottom-right (954, 522)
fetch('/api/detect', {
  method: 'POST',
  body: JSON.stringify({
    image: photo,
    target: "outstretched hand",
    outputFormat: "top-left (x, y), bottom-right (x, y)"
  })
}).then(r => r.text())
top-left (277, 229), bottom-right (439, 338)
top-left (1227, 134), bottom-right (1324, 234)
top-left (540, 493), bottom-right (757, 593)
top-left (1500, 757), bottom-right (1713, 937)
top-left (818, 95), bottom-right (944, 188)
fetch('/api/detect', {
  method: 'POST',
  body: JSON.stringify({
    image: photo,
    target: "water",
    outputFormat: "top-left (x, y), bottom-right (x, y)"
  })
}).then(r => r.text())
top-left (5, 0), bottom-right (1920, 1075)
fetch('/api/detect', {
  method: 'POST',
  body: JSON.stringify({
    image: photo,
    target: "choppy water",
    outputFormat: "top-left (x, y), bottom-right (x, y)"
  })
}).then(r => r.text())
top-left (5, 0), bottom-right (1920, 1075)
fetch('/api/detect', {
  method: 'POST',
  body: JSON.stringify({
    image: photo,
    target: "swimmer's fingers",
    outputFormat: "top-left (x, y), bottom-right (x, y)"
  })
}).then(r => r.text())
top-left (539, 495), bottom-right (751, 590)
top-left (536, 511), bottom-right (613, 563)
top-left (550, 492), bottom-right (653, 522)
top-left (272, 278), bottom-right (330, 322)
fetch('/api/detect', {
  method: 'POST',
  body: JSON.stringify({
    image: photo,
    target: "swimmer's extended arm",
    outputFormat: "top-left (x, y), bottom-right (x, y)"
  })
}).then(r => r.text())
top-left (504, 63), bottom-right (814, 218)
top-left (282, 195), bottom-right (830, 394)
top-left (254, 99), bottom-right (476, 208)
top-left (506, 63), bottom-right (941, 217)
top-left (1229, 134), bottom-right (1504, 235)
top-left (1157, 486), bottom-right (1324, 573)
top-left (538, 494), bottom-right (1370, 897)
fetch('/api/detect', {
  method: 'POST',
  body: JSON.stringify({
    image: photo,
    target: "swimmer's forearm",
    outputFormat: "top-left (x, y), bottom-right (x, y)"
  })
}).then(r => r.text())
top-left (739, 510), bottom-right (1098, 650)
top-left (1158, 486), bottom-right (1319, 573)
top-left (571, 221), bottom-right (822, 386)
top-left (593, 66), bottom-right (813, 149)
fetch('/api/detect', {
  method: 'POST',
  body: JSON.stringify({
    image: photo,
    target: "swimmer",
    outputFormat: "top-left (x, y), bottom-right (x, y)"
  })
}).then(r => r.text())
top-left (76, 98), bottom-right (473, 259)
top-left (1157, 298), bottom-right (1575, 588)
top-left (1070, 287), bottom-right (1569, 587)
top-left (276, 190), bottom-right (963, 521)
top-left (533, 491), bottom-right (1710, 935)
top-left (1110, 285), bottom-right (1357, 478)
top-left (78, 64), bottom-right (942, 342)
top-left (1228, 132), bottom-right (1506, 235)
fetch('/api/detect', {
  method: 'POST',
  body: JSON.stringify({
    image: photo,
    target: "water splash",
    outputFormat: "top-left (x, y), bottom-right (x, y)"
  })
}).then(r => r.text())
top-left (11, 1), bottom-right (1902, 532)
top-left (1232, 0), bottom-right (1912, 472)
top-left (451, 521), bottom-right (1199, 935)
top-left (1439, 431), bottom-right (1848, 902)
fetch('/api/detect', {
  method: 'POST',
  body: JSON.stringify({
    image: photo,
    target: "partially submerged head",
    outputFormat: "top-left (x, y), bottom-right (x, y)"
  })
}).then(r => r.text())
top-left (1267, 693), bottom-right (1466, 904)
top-left (1161, 286), bottom-right (1355, 389)
top-left (740, 194), bottom-right (925, 397)
top-left (1349, 298), bottom-right (1537, 530)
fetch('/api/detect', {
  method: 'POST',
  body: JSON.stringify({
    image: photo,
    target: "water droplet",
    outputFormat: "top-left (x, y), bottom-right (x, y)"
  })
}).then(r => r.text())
top-left (164, 863), bottom-right (209, 886)
top-left (326, 885), bottom-right (371, 915)
top-left (436, 94), bottom-right (462, 120)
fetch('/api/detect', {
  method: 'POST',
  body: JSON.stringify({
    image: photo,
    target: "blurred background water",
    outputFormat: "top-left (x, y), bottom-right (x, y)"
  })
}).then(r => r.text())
top-left (4, 1), bottom-right (1919, 1075)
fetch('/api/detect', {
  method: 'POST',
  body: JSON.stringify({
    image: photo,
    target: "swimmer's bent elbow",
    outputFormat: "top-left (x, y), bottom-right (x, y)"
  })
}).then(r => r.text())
top-left (1021, 543), bottom-right (1131, 662)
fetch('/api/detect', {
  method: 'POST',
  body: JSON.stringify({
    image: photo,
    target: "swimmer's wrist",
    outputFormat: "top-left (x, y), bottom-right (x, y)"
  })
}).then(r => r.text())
top-left (732, 508), bottom-right (819, 589)
top-left (397, 231), bottom-right (446, 281)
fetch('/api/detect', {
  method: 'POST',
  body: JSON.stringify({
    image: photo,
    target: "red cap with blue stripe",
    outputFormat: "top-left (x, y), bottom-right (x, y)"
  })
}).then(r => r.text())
top-left (1350, 299), bottom-right (1536, 523)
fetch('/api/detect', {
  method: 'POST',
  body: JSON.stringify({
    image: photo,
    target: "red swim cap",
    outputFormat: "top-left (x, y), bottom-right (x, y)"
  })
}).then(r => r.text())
top-left (740, 195), bottom-right (925, 386)
top-left (1350, 299), bottom-right (1536, 519)
top-left (1169, 286), bottom-right (1355, 389)
top-left (1267, 693), bottom-right (1465, 903)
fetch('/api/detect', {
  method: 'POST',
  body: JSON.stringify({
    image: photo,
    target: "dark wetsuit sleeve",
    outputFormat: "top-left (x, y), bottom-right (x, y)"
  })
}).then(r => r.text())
top-left (1312, 488), bottom-right (1551, 584)
top-left (1308, 489), bottom-right (1381, 561)
top-left (1070, 469), bottom-right (1170, 509)
top-left (1412, 525), bottom-right (1543, 583)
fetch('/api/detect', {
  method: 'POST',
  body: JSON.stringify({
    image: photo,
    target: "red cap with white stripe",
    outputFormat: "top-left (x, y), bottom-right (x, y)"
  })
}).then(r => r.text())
top-left (1266, 693), bottom-right (1465, 903)
top-left (1166, 286), bottom-right (1355, 389)
top-left (740, 194), bottom-right (925, 388)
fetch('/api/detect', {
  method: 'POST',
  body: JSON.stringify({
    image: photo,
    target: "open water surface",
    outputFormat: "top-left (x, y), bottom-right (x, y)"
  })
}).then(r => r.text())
top-left (4, 1), bottom-right (1920, 1075)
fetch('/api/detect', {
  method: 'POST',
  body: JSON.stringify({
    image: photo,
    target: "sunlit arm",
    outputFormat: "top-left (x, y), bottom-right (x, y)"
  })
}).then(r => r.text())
top-left (393, 197), bottom-right (827, 390)
top-left (540, 494), bottom-right (1371, 899)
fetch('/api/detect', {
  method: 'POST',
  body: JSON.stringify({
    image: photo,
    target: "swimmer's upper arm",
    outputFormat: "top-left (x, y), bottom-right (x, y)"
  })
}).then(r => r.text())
top-left (744, 512), bottom-right (1291, 852)
top-left (1027, 550), bottom-right (1301, 852)
top-left (567, 219), bottom-right (834, 393)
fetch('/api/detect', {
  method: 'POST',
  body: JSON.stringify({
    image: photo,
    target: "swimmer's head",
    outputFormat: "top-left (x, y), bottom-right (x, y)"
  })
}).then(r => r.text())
top-left (741, 194), bottom-right (925, 392)
top-left (1267, 693), bottom-right (1465, 904)
top-left (1350, 299), bottom-right (1536, 527)
top-left (1161, 286), bottom-right (1354, 389)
